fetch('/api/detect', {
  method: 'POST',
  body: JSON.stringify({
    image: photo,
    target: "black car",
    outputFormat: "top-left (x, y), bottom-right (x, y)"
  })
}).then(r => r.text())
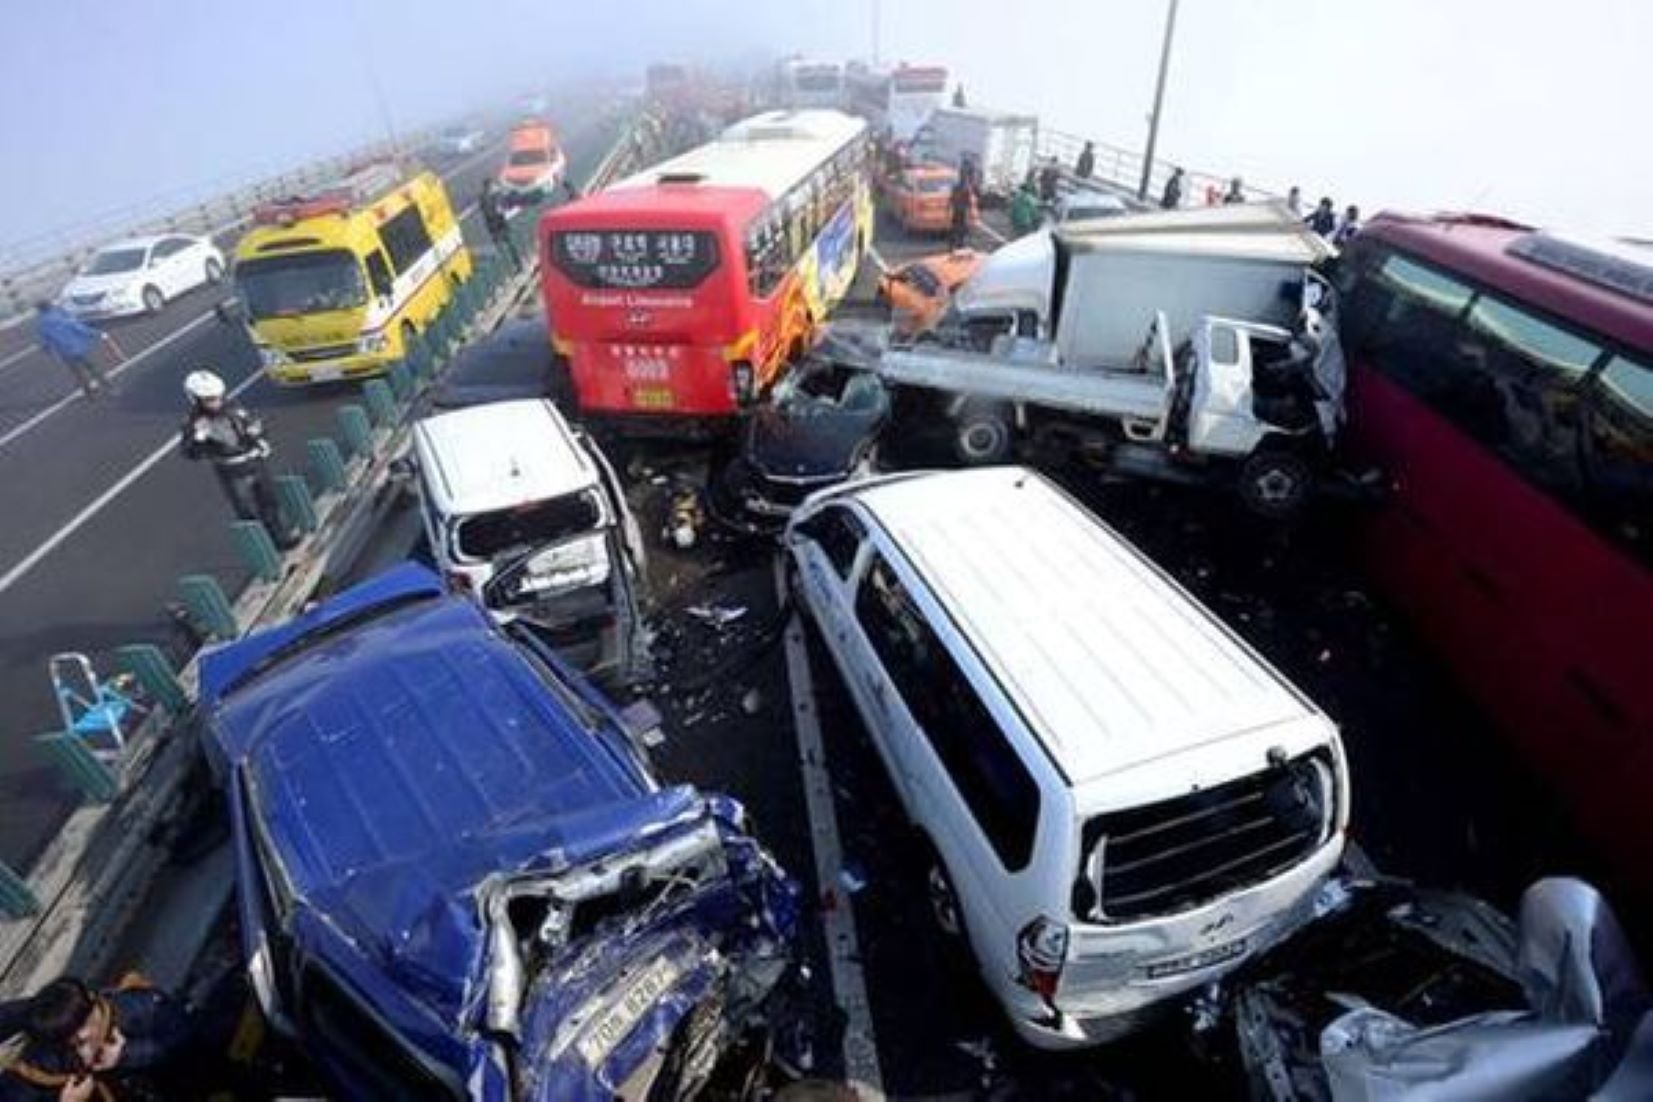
top-left (711, 353), bottom-right (890, 534)
top-left (429, 315), bottom-right (569, 410)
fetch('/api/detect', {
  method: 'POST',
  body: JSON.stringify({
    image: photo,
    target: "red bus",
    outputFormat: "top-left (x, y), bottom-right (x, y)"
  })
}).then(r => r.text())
top-left (1336, 212), bottom-right (1652, 906)
top-left (539, 111), bottom-right (873, 424)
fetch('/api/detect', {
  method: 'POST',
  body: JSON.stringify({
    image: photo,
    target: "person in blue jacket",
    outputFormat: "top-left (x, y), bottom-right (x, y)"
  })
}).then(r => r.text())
top-left (34, 303), bottom-right (121, 399)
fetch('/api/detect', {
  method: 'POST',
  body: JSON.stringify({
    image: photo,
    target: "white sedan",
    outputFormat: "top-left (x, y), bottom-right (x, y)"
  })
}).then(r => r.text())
top-left (58, 233), bottom-right (227, 319)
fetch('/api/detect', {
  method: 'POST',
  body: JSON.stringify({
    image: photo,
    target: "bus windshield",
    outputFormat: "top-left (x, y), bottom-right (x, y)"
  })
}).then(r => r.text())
top-left (236, 250), bottom-right (366, 319)
top-left (509, 148), bottom-right (548, 166)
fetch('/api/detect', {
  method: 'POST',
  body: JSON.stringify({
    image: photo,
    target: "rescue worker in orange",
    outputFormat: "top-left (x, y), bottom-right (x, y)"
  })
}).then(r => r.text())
top-left (0, 977), bottom-right (192, 1101)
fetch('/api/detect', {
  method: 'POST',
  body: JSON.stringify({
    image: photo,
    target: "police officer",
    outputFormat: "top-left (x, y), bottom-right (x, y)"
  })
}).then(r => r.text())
top-left (179, 370), bottom-right (296, 548)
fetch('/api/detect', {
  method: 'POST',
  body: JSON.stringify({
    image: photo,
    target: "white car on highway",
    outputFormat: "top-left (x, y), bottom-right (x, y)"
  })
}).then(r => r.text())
top-left (439, 124), bottom-right (488, 155)
top-left (58, 233), bottom-right (226, 319)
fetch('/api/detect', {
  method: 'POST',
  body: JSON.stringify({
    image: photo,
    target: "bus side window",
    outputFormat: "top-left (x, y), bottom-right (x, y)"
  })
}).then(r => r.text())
top-left (365, 251), bottom-right (394, 300)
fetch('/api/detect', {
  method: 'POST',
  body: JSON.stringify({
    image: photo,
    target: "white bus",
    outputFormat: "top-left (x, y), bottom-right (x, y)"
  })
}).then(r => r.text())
top-left (845, 62), bottom-right (950, 141)
top-left (770, 59), bottom-right (844, 110)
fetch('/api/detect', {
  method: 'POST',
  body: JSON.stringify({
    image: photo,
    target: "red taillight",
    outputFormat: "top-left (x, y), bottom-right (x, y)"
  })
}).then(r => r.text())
top-left (1016, 916), bottom-right (1069, 1008)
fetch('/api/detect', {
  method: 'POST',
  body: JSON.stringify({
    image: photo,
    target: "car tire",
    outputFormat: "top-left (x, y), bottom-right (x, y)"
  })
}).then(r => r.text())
top-left (1238, 446), bottom-right (1312, 519)
top-left (204, 258), bottom-right (225, 285)
top-left (953, 403), bottom-right (1013, 466)
top-left (141, 285), bottom-right (165, 314)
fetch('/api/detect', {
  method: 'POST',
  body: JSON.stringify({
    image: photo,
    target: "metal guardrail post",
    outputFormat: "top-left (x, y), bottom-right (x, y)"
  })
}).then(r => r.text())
top-left (178, 574), bottom-right (238, 640)
top-left (1, 859), bottom-right (41, 918)
top-left (34, 732), bottom-right (120, 804)
top-left (386, 360), bottom-right (414, 402)
top-left (115, 643), bottom-right (188, 714)
top-left (362, 379), bottom-right (396, 427)
top-left (307, 437), bottom-right (347, 493)
top-left (336, 405), bottom-right (373, 457)
top-left (230, 520), bottom-right (283, 583)
top-left (275, 475), bottom-right (319, 534)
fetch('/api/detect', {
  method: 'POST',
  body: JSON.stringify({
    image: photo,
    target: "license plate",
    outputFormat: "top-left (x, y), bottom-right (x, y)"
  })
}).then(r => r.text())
top-left (1144, 938), bottom-right (1247, 979)
top-left (308, 365), bottom-right (342, 382)
top-left (576, 955), bottom-right (683, 1067)
top-left (631, 385), bottom-right (676, 410)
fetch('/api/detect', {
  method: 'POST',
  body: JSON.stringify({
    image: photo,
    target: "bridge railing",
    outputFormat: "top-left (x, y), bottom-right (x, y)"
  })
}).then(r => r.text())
top-left (1033, 126), bottom-right (1276, 208)
top-left (0, 128), bottom-right (439, 325)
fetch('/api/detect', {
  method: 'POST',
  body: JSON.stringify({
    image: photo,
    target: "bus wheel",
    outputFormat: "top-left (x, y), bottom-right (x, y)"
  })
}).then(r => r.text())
top-left (953, 402), bottom-right (1013, 466)
top-left (1238, 446), bottom-right (1312, 518)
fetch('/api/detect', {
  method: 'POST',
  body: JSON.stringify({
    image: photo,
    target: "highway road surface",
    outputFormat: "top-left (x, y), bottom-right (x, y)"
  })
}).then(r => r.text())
top-left (0, 101), bottom-right (621, 871)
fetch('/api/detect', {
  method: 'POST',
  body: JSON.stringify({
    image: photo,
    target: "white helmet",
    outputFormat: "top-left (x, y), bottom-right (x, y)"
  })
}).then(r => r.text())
top-left (184, 369), bottom-right (225, 401)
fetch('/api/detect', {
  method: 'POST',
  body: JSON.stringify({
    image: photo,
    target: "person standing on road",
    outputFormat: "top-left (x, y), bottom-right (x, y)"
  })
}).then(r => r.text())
top-left (1223, 176), bottom-right (1246, 204)
top-left (34, 302), bottom-right (121, 399)
top-left (1009, 182), bottom-right (1042, 237)
top-left (1160, 167), bottom-right (1185, 210)
top-left (1306, 196), bottom-right (1338, 237)
top-left (1075, 141), bottom-right (1096, 180)
top-left (1037, 157), bottom-right (1061, 204)
top-left (948, 175), bottom-right (976, 251)
top-left (179, 369), bottom-right (296, 549)
top-left (1333, 204), bottom-right (1362, 247)
top-left (479, 180), bottom-right (520, 269)
top-left (1286, 185), bottom-right (1303, 216)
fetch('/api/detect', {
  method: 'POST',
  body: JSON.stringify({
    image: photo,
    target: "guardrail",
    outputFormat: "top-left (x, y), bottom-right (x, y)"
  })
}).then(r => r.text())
top-left (0, 108), bottom-right (656, 997)
top-left (1034, 126), bottom-right (1276, 208)
top-left (0, 127), bottom-right (441, 326)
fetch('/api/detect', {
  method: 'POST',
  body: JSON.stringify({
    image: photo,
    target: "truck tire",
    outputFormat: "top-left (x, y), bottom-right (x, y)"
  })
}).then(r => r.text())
top-left (953, 403), bottom-right (1013, 466)
top-left (1238, 447), bottom-right (1312, 518)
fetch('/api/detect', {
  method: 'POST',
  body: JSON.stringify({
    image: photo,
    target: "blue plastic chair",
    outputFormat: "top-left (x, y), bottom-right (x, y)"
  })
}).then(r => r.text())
top-left (50, 653), bottom-right (139, 759)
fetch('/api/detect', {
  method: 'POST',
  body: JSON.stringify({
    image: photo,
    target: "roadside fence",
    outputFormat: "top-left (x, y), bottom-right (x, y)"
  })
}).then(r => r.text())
top-left (1034, 126), bottom-right (1277, 209)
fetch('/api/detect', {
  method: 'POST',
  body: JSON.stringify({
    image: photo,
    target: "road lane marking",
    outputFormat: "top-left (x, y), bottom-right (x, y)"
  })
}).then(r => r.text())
top-left (0, 371), bottom-right (260, 598)
top-left (0, 343), bottom-right (39, 376)
top-left (0, 309), bottom-right (219, 453)
top-left (773, 558), bottom-right (886, 1099)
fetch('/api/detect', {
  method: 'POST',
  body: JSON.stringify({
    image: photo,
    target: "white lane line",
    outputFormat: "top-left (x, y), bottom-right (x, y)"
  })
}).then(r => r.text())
top-left (773, 558), bottom-right (886, 1099)
top-left (0, 371), bottom-right (261, 598)
top-left (0, 309), bottom-right (217, 453)
top-left (0, 343), bottom-right (39, 376)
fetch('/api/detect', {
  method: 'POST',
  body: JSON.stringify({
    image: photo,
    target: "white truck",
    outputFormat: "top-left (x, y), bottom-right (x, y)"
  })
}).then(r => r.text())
top-left (864, 203), bottom-right (1360, 516)
top-left (910, 106), bottom-right (1039, 200)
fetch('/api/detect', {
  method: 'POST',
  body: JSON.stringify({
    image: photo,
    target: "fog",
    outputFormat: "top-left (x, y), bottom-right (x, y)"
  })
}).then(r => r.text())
top-left (0, 0), bottom-right (1644, 255)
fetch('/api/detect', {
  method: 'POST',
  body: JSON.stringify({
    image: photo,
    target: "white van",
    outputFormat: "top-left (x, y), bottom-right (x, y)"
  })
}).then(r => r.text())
top-left (784, 467), bottom-right (1348, 1047)
top-left (410, 399), bottom-right (646, 679)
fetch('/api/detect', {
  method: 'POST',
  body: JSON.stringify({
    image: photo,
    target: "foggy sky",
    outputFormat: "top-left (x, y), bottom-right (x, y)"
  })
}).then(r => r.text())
top-left (1, 0), bottom-right (1645, 254)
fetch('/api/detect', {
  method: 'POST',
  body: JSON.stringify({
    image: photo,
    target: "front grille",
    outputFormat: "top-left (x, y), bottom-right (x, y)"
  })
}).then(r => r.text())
top-left (1087, 752), bottom-right (1333, 923)
top-left (289, 343), bottom-right (357, 363)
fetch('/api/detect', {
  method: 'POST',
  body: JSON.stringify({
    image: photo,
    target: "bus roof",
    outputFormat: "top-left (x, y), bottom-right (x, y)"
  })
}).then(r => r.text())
top-left (1364, 211), bottom-right (1653, 354)
top-left (608, 110), bottom-right (865, 202)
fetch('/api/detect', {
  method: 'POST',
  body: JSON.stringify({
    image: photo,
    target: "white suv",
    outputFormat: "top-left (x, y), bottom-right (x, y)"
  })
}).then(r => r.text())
top-left (784, 466), bottom-right (1348, 1047)
top-left (410, 399), bottom-right (646, 680)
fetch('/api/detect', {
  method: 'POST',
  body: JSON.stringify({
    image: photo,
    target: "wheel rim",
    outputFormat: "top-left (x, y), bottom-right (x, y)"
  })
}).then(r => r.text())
top-left (144, 287), bottom-right (163, 312)
top-left (960, 422), bottom-right (1005, 462)
top-left (1251, 464), bottom-right (1301, 507)
top-left (206, 260), bottom-right (223, 283)
top-left (927, 864), bottom-right (961, 936)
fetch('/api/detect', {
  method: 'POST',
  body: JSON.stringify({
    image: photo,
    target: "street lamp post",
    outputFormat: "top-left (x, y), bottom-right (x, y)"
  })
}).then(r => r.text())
top-left (1138, 0), bottom-right (1181, 201)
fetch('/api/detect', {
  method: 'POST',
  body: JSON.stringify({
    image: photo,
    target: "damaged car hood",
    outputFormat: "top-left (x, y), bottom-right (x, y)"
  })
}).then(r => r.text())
top-left (745, 401), bottom-right (879, 478)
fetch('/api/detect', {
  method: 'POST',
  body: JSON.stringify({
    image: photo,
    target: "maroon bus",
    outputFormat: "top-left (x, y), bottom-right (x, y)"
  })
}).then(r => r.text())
top-left (1336, 212), bottom-right (1652, 908)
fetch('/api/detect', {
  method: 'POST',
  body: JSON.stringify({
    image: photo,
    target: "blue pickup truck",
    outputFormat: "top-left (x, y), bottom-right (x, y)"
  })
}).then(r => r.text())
top-left (199, 564), bottom-right (798, 1100)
